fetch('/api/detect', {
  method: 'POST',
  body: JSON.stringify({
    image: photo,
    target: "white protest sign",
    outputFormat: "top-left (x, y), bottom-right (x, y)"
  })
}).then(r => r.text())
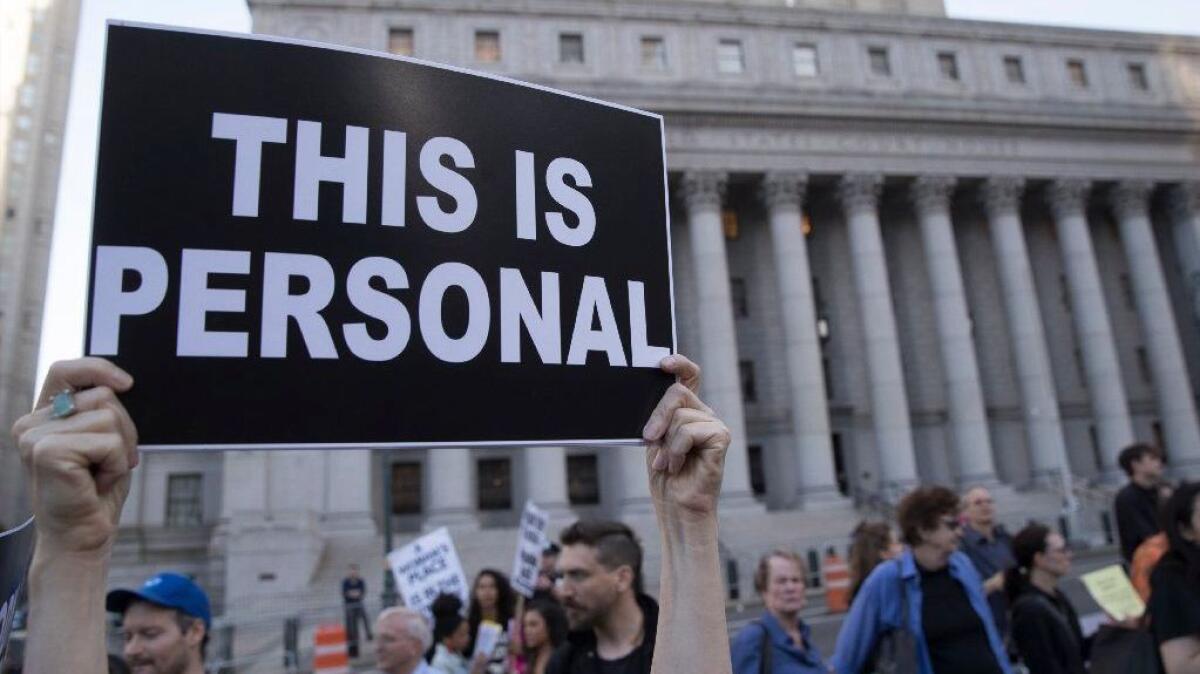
top-left (511, 501), bottom-right (550, 597)
top-left (387, 527), bottom-right (469, 613)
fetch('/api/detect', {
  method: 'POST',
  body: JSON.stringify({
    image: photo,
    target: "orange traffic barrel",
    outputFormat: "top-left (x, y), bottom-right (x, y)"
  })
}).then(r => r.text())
top-left (823, 551), bottom-right (851, 613)
top-left (314, 623), bottom-right (350, 674)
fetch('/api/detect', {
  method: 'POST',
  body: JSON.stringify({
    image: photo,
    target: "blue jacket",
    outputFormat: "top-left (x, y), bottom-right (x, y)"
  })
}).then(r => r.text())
top-left (831, 549), bottom-right (1011, 674)
top-left (732, 611), bottom-right (828, 674)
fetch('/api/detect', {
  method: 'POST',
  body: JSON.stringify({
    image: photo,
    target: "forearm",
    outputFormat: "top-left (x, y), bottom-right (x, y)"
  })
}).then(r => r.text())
top-left (25, 539), bottom-right (111, 674)
top-left (651, 510), bottom-right (730, 674)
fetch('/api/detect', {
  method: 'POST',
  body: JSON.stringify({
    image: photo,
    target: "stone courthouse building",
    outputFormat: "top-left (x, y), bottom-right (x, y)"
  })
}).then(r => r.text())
top-left (102, 0), bottom-right (1200, 622)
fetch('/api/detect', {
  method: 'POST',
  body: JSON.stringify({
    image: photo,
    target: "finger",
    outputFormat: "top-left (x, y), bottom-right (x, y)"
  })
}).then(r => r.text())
top-left (659, 354), bottom-right (701, 393)
top-left (35, 358), bottom-right (133, 408)
top-left (16, 386), bottom-right (137, 455)
top-left (641, 382), bottom-right (712, 442)
top-left (17, 407), bottom-right (128, 464)
top-left (30, 430), bottom-right (131, 495)
top-left (663, 418), bottom-right (730, 475)
top-left (658, 407), bottom-right (713, 473)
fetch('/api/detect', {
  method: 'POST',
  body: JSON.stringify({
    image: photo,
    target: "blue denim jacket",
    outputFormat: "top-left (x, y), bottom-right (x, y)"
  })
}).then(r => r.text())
top-left (732, 611), bottom-right (828, 674)
top-left (831, 549), bottom-right (1011, 674)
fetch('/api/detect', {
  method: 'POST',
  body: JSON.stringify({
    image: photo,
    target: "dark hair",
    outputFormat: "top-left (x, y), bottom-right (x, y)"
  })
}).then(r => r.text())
top-left (752, 550), bottom-right (808, 595)
top-left (1118, 443), bottom-right (1161, 477)
top-left (523, 599), bottom-right (568, 653)
top-left (467, 569), bottom-right (515, 657)
top-left (543, 542), bottom-right (561, 557)
top-left (1004, 522), bottom-right (1052, 604)
top-left (1158, 482), bottom-right (1200, 587)
top-left (849, 521), bottom-right (892, 599)
top-left (896, 486), bottom-right (960, 546)
top-left (559, 520), bottom-right (644, 595)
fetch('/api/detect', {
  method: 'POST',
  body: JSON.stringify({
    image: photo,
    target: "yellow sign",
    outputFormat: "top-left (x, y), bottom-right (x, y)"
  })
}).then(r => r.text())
top-left (1081, 564), bottom-right (1145, 621)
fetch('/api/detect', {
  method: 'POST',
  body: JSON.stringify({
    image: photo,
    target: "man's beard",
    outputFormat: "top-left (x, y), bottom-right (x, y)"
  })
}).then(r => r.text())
top-left (127, 648), bottom-right (191, 674)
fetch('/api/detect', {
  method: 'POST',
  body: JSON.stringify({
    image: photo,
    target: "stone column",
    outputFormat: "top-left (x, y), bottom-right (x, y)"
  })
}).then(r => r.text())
top-left (321, 449), bottom-right (376, 534)
top-left (910, 176), bottom-right (998, 486)
top-left (1168, 183), bottom-right (1200, 327)
top-left (1048, 179), bottom-right (1135, 472)
top-left (679, 171), bottom-right (759, 510)
top-left (1110, 181), bottom-right (1200, 467)
top-left (981, 178), bottom-right (1070, 484)
top-left (837, 174), bottom-right (917, 494)
top-left (760, 172), bottom-right (846, 508)
top-left (425, 448), bottom-right (478, 529)
top-left (611, 446), bottom-right (654, 517)
top-left (521, 446), bottom-right (573, 520)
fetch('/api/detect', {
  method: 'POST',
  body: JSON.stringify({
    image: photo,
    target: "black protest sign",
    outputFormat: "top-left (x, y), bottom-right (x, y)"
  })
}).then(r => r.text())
top-left (85, 24), bottom-right (675, 449)
top-left (0, 518), bottom-right (35, 665)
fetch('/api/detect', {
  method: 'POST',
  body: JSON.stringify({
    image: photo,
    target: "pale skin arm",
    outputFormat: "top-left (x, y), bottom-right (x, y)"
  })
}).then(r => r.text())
top-left (641, 355), bottom-right (733, 674)
top-left (1161, 636), bottom-right (1200, 674)
top-left (983, 571), bottom-right (1004, 594)
top-left (11, 358), bottom-right (138, 674)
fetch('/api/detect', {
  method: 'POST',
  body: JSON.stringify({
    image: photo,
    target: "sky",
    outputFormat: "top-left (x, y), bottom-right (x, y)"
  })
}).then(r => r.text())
top-left (32, 0), bottom-right (1200, 388)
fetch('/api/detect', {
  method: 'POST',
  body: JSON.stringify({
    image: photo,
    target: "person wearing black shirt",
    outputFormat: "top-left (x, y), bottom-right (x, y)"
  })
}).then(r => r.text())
top-left (1148, 481), bottom-right (1200, 674)
top-left (1114, 443), bottom-right (1166, 562)
top-left (1005, 523), bottom-right (1086, 674)
top-left (342, 563), bottom-right (372, 656)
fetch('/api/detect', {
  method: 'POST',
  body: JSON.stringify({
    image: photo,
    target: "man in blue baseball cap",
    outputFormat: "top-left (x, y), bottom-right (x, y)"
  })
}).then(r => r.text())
top-left (106, 572), bottom-right (210, 674)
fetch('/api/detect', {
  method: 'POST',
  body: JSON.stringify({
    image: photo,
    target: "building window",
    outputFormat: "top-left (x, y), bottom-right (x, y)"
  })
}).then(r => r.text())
top-left (717, 39), bottom-right (745, 74)
top-left (937, 51), bottom-right (960, 81)
top-left (722, 209), bottom-right (739, 239)
top-left (1003, 55), bottom-right (1026, 84)
top-left (391, 461), bottom-right (422, 514)
top-left (1067, 59), bottom-right (1088, 87)
top-left (832, 434), bottom-right (848, 496)
top-left (388, 28), bottom-right (414, 56)
top-left (559, 33), bottom-right (584, 64)
top-left (477, 458), bottom-right (512, 511)
top-left (474, 30), bottom-right (501, 63)
top-left (868, 46), bottom-right (891, 76)
top-left (730, 277), bottom-right (749, 317)
top-left (792, 43), bottom-right (818, 77)
top-left (823, 356), bottom-right (834, 399)
top-left (739, 360), bottom-right (758, 403)
top-left (566, 454), bottom-right (600, 505)
top-left (1089, 425), bottom-right (1102, 470)
top-left (1127, 63), bottom-right (1149, 91)
top-left (747, 445), bottom-right (766, 496)
top-left (640, 36), bottom-right (667, 70)
top-left (165, 473), bottom-right (203, 527)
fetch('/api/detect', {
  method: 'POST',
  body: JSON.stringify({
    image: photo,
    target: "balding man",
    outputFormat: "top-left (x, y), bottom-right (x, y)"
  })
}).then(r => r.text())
top-left (959, 486), bottom-right (1015, 638)
top-left (373, 607), bottom-right (435, 674)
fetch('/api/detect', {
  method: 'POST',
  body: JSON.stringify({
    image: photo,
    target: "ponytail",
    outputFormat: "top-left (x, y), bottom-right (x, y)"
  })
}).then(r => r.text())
top-left (1006, 522), bottom-right (1052, 604)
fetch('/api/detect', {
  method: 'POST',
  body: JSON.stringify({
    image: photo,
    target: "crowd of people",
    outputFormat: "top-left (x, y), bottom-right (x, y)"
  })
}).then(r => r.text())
top-left (9, 356), bottom-right (1200, 674)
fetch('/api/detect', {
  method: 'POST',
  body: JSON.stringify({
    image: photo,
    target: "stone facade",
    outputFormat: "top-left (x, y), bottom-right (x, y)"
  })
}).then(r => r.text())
top-left (98, 0), bottom-right (1200, 622)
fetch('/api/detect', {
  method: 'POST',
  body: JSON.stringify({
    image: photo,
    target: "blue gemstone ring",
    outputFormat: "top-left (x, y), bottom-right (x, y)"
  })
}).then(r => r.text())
top-left (50, 389), bottom-right (77, 420)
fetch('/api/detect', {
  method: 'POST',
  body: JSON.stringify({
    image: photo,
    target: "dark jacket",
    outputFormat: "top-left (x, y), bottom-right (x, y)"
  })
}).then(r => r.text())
top-left (546, 594), bottom-right (659, 674)
top-left (1114, 482), bottom-right (1159, 562)
top-left (1010, 586), bottom-right (1087, 674)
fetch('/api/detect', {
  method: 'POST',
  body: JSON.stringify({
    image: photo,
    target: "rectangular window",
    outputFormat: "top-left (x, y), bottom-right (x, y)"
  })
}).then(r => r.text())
top-left (559, 33), bottom-right (584, 64)
top-left (832, 434), bottom-right (848, 496)
top-left (388, 28), bottom-right (414, 56)
top-left (717, 39), bottom-right (745, 74)
top-left (165, 473), bottom-right (203, 527)
top-left (937, 51), bottom-right (960, 81)
top-left (477, 458), bottom-right (512, 511)
top-left (567, 454), bottom-right (600, 505)
top-left (868, 46), bottom-right (891, 76)
top-left (1067, 59), bottom-right (1088, 87)
top-left (640, 36), bottom-right (667, 70)
top-left (747, 445), bottom-right (766, 496)
top-left (474, 30), bottom-right (501, 63)
top-left (1127, 63), bottom-right (1149, 91)
top-left (722, 209), bottom-right (739, 239)
top-left (792, 43), bottom-right (819, 77)
top-left (730, 277), bottom-right (749, 317)
top-left (739, 360), bottom-right (758, 403)
top-left (1003, 55), bottom-right (1025, 84)
top-left (391, 461), bottom-right (422, 515)
top-left (823, 356), bottom-right (834, 400)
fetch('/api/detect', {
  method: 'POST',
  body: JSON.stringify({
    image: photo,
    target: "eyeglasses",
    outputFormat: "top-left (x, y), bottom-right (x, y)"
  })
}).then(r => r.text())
top-left (939, 517), bottom-right (963, 531)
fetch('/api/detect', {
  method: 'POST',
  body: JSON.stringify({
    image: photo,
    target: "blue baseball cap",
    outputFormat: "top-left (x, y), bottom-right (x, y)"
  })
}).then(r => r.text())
top-left (106, 572), bottom-right (211, 629)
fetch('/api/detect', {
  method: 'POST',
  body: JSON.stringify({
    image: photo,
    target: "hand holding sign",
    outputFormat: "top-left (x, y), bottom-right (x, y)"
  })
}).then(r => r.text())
top-left (12, 357), bottom-right (138, 556)
top-left (641, 354), bottom-right (728, 523)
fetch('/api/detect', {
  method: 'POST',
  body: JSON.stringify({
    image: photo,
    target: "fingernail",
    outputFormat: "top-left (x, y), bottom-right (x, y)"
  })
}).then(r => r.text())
top-left (642, 419), bottom-right (658, 440)
top-left (661, 355), bottom-right (675, 367)
top-left (652, 452), bottom-right (667, 471)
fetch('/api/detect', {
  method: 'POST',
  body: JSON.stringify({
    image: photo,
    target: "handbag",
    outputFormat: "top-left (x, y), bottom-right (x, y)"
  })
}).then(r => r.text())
top-left (866, 561), bottom-right (919, 674)
top-left (1087, 624), bottom-right (1160, 674)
